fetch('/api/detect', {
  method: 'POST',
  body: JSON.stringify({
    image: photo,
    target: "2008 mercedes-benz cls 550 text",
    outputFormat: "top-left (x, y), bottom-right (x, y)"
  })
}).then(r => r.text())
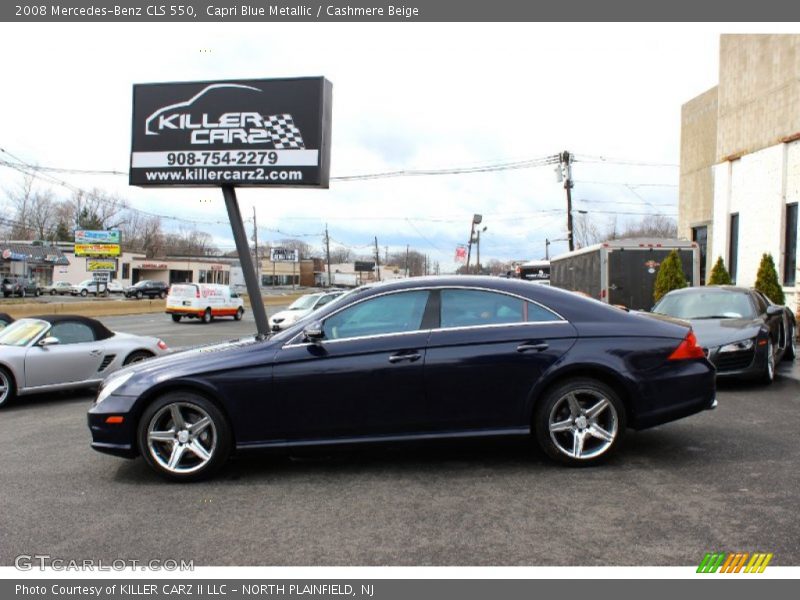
top-left (88, 276), bottom-right (717, 481)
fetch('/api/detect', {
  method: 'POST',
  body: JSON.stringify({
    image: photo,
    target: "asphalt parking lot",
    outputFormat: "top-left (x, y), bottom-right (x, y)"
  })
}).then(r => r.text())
top-left (0, 309), bottom-right (798, 566)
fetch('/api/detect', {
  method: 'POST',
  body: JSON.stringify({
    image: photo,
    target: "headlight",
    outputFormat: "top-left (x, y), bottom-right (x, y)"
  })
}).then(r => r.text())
top-left (96, 371), bottom-right (134, 404)
top-left (719, 338), bottom-right (755, 353)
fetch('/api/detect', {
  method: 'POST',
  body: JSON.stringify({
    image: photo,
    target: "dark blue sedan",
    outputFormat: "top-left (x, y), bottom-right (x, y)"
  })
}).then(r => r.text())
top-left (89, 276), bottom-right (716, 481)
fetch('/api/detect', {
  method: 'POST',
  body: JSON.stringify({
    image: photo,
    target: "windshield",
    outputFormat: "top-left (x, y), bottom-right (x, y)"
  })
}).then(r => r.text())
top-left (653, 291), bottom-right (756, 320)
top-left (0, 319), bottom-right (50, 347)
top-left (78, 279), bottom-right (93, 286)
top-left (288, 294), bottom-right (322, 310)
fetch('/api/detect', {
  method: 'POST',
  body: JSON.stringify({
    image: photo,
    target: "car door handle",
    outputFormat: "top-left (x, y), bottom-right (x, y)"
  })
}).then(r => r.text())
top-left (517, 342), bottom-right (548, 353)
top-left (89, 349), bottom-right (102, 356)
top-left (388, 352), bottom-right (421, 363)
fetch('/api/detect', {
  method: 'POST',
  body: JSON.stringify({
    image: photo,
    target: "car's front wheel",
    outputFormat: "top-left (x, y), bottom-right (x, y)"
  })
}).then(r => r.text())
top-left (201, 308), bottom-right (212, 324)
top-left (534, 378), bottom-right (625, 466)
top-left (136, 291), bottom-right (144, 299)
top-left (171, 314), bottom-right (181, 323)
top-left (138, 393), bottom-right (231, 481)
top-left (0, 367), bottom-right (16, 408)
top-left (50, 289), bottom-right (57, 296)
top-left (762, 339), bottom-right (776, 384)
top-left (234, 307), bottom-right (244, 321)
top-left (80, 289), bottom-right (88, 297)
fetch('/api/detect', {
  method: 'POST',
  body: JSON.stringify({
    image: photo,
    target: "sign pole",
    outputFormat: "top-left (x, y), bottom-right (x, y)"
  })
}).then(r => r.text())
top-left (222, 185), bottom-right (270, 340)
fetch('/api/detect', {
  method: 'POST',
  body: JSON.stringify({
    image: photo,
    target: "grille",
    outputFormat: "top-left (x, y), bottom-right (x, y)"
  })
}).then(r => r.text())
top-left (714, 348), bottom-right (755, 372)
top-left (98, 355), bottom-right (116, 372)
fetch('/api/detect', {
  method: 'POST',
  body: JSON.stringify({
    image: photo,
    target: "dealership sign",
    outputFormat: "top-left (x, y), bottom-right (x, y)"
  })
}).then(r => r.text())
top-left (75, 230), bottom-right (121, 245)
top-left (270, 248), bottom-right (299, 263)
top-left (75, 244), bottom-right (121, 257)
top-left (130, 77), bottom-right (333, 187)
top-left (86, 259), bottom-right (117, 272)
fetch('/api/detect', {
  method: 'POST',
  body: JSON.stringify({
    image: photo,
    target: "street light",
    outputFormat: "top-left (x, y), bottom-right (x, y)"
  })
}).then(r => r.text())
top-left (465, 214), bottom-right (483, 273)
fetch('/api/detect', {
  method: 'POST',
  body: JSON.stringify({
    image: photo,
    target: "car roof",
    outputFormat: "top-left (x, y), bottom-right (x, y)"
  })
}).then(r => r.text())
top-left (29, 314), bottom-right (114, 340)
top-left (664, 285), bottom-right (753, 296)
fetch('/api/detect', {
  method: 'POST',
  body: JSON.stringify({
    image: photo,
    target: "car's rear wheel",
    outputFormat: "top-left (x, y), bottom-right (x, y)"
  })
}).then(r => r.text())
top-left (171, 314), bottom-right (182, 323)
top-left (136, 291), bottom-right (144, 299)
top-left (50, 289), bottom-right (57, 296)
top-left (20, 289), bottom-right (25, 298)
top-left (34, 289), bottom-right (40, 297)
top-left (159, 291), bottom-right (166, 299)
top-left (762, 339), bottom-right (776, 384)
top-left (0, 368), bottom-right (16, 408)
top-left (138, 393), bottom-right (231, 481)
top-left (201, 308), bottom-right (212, 324)
top-left (234, 307), bottom-right (244, 321)
top-left (784, 325), bottom-right (796, 361)
top-left (534, 378), bottom-right (625, 466)
top-left (80, 289), bottom-right (88, 297)
top-left (123, 350), bottom-right (154, 365)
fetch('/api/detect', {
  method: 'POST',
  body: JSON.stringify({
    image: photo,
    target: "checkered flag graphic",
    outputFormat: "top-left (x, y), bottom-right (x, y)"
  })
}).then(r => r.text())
top-left (265, 114), bottom-right (305, 149)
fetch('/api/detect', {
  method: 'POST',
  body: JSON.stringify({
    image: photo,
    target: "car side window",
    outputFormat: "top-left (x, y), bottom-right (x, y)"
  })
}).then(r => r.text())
top-left (49, 321), bottom-right (95, 344)
top-left (440, 289), bottom-right (559, 329)
top-left (752, 292), bottom-right (769, 314)
top-left (323, 290), bottom-right (429, 341)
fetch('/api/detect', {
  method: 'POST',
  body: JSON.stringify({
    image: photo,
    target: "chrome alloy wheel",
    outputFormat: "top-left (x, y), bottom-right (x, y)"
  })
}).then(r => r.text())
top-left (0, 370), bottom-right (11, 406)
top-left (548, 389), bottom-right (619, 460)
top-left (766, 340), bottom-right (775, 381)
top-left (146, 402), bottom-right (217, 474)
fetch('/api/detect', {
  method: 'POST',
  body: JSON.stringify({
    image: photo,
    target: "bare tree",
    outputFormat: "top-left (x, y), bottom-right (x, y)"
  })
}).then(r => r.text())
top-left (6, 173), bottom-right (36, 239)
top-left (70, 188), bottom-right (128, 230)
top-left (28, 189), bottom-right (58, 240)
top-left (272, 238), bottom-right (315, 260)
top-left (328, 246), bottom-right (352, 264)
top-left (572, 212), bottom-right (603, 249)
top-left (119, 211), bottom-right (164, 258)
top-left (161, 227), bottom-right (219, 256)
top-left (604, 213), bottom-right (677, 241)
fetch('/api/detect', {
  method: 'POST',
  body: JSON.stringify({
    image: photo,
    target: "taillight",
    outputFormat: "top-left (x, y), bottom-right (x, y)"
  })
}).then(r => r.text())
top-left (157, 340), bottom-right (168, 350)
top-left (668, 330), bottom-right (705, 360)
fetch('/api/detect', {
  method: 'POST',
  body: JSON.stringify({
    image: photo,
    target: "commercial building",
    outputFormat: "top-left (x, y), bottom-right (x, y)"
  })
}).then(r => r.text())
top-left (679, 34), bottom-right (799, 312)
top-left (0, 241), bottom-right (70, 284)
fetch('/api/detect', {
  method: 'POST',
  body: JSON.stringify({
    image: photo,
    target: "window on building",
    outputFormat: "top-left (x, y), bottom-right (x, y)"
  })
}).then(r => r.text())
top-left (122, 263), bottom-right (130, 279)
top-left (691, 226), bottom-right (708, 285)
top-left (729, 213), bottom-right (739, 284)
top-left (784, 203), bottom-right (798, 286)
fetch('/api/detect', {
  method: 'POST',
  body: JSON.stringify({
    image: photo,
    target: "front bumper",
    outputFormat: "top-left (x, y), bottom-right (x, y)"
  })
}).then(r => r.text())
top-left (87, 395), bottom-right (139, 458)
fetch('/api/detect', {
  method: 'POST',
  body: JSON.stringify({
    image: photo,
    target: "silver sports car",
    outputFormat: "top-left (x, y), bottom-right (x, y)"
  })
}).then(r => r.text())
top-left (0, 315), bottom-right (168, 407)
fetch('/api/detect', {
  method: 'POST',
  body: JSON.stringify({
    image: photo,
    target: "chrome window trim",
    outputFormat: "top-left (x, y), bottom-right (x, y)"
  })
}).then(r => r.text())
top-left (281, 285), bottom-right (568, 349)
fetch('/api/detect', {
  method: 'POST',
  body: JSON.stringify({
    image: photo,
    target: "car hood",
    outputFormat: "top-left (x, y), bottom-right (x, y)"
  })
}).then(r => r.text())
top-left (107, 335), bottom-right (277, 395)
top-left (271, 308), bottom-right (310, 321)
top-left (687, 317), bottom-right (764, 348)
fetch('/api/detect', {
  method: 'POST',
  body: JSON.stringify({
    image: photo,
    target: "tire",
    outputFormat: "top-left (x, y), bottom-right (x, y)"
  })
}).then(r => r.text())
top-left (50, 289), bottom-right (57, 296)
top-left (533, 377), bottom-right (626, 467)
top-left (80, 289), bottom-right (88, 297)
top-left (137, 392), bottom-right (231, 481)
top-left (784, 325), bottom-right (796, 361)
top-left (20, 288), bottom-right (25, 298)
top-left (3, 293), bottom-right (8, 298)
top-left (201, 308), bottom-right (212, 324)
top-left (159, 291), bottom-right (167, 299)
top-left (762, 339), bottom-right (776, 384)
top-left (171, 314), bottom-right (182, 323)
top-left (234, 307), bottom-right (244, 321)
top-left (136, 291), bottom-right (143, 300)
top-left (34, 289), bottom-right (40, 297)
top-left (0, 367), bottom-right (16, 409)
top-left (123, 350), bottom-right (154, 365)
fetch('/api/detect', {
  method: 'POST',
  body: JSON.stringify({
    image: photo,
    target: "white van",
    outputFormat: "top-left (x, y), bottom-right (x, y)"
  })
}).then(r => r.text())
top-left (166, 283), bottom-right (245, 323)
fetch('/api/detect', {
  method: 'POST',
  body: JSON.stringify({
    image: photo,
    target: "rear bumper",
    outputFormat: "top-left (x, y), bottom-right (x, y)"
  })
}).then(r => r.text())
top-left (629, 359), bottom-right (717, 430)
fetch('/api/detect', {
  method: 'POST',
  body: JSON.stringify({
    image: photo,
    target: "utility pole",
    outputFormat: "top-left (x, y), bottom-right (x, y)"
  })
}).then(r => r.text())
top-left (405, 244), bottom-right (410, 278)
top-left (324, 224), bottom-right (332, 288)
top-left (374, 237), bottom-right (381, 281)
top-left (252, 206), bottom-right (259, 287)
top-left (560, 150), bottom-right (575, 251)
top-left (545, 238), bottom-right (550, 261)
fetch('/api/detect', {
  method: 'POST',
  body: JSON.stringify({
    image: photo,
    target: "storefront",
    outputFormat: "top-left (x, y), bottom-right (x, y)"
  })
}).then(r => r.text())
top-left (0, 242), bottom-right (70, 285)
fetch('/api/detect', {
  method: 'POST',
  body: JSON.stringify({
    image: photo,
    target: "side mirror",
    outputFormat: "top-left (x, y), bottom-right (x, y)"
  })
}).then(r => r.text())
top-left (303, 321), bottom-right (325, 344)
top-left (766, 305), bottom-right (783, 317)
top-left (38, 336), bottom-right (60, 347)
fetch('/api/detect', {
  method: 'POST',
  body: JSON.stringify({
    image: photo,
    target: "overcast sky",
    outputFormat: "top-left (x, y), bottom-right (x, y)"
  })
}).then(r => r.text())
top-left (0, 23), bottom-right (783, 269)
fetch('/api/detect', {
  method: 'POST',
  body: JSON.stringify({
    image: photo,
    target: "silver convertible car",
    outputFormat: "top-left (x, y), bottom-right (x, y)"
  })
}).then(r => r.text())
top-left (0, 315), bottom-right (168, 407)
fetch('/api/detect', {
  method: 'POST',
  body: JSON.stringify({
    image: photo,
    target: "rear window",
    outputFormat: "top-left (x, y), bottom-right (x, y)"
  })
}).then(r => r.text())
top-left (170, 284), bottom-right (198, 298)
